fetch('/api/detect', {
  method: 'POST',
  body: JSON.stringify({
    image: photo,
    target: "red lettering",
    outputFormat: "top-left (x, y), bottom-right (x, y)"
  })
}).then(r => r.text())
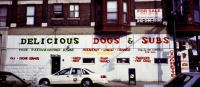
top-left (19, 57), bottom-right (28, 60)
top-left (143, 59), bottom-right (151, 62)
top-left (149, 38), bottom-right (155, 44)
top-left (114, 38), bottom-right (120, 44)
top-left (171, 74), bottom-right (175, 77)
top-left (93, 38), bottom-right (99, 44)
top-left (29, 57), bottom-right (39, 60)
top-left (163, 37), bottom-right (169, 44)
top-left (100, 38), bottom-right (106, 44)
top-left (156, 37), bottom-right (162, 44)
top-left (107, 38), bottom-right (113, 44)
top-left (142, 37), bottom-right (169, 44)
top-left (10, 57), bottom-right (15, 60)
top-left (142, 37), bottom-right (148, 44)
top-left (93, 38), bottom-right (119, 44)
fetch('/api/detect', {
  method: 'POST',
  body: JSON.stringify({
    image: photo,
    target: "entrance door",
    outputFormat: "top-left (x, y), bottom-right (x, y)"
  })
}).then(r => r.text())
top-left (51, 57), bottom-right (61, 74)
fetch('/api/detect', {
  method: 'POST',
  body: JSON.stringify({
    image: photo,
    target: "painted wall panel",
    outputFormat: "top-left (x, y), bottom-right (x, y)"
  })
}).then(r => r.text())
top-left (126, 34), bottom-right (134, 48)
top-left (119, 36), bottom-right (127, 48)
top-left (85, 35), bottom-right (93, 48)
top-left (6, 34), bottom-right (185, 82)
top-left (134, 34), bottom-right (142, 48)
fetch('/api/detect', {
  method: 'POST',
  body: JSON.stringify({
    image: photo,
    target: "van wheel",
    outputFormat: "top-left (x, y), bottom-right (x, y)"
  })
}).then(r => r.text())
top-left (81, 79), bottom-right (93, 87)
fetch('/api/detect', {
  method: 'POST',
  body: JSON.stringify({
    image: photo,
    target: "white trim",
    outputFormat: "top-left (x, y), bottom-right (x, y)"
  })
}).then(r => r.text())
top-left (90, 22), bottom-right (95, 26)
top-left (67, 18), bottom-right (80, 20)
top-left (51, 18), bottom-right (64, 20)
top-left (130, 22), bottom-right (136, 26)
top-left (0, 1), bottom-right (12, 5)
top-left (10, 23), bottom-right (16, 27)
top-left (18, 1), bottom-right (43, 4)
top-left (41, 23), bottom-right (48, 27)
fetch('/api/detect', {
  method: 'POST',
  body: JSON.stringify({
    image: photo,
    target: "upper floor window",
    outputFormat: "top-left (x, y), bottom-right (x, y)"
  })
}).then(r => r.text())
top-left (123, 1), bottom-right (127, 23)
top-left (0, 6), bottom-right (7, 27)
top-left (70, 4), bottom-right (79, 17)
top-left (194, 0), bottom-right (200, 23)
top-left (107, 1), bottom-right (118, 23)
top-left (54, 4), bottom-right (62, 18)
top-left (26, 6), bottom-right (35, 25)
top-left (97, 2), bottom-right (102, 25)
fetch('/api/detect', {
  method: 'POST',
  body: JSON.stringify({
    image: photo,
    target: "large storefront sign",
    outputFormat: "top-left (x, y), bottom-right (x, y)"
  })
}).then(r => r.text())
top-left (7, 34), bottom-right (173, 49)
top-left (135, 9), bottom-right (162, 22)
top-left (6, 34), bottom-right (185, 82)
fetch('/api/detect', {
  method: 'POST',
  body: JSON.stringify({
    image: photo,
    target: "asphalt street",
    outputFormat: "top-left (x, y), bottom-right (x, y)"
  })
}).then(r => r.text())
top-left (37, 81), bottom-right (165, 87)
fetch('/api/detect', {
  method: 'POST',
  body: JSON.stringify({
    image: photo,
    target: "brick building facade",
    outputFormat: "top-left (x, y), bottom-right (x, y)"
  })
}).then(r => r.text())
top-left (0, 0), bottom-right (200, 81)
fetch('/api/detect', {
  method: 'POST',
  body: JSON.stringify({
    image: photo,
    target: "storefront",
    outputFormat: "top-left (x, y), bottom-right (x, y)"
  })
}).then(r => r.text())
top-left (5, 34), bottom-right (189, 82)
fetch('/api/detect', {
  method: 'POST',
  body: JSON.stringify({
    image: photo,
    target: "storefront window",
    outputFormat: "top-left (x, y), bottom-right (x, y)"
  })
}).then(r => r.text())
top-left (117, 58), bottom-right (130, 63)
top-left (154, 58), bottom-right (168, 64)
top-left (82, 58), bottom-right (95, 63)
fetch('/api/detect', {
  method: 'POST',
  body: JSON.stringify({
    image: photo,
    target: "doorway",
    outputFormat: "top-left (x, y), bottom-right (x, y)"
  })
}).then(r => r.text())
top-left (51, 55), bottom-right (61, 74)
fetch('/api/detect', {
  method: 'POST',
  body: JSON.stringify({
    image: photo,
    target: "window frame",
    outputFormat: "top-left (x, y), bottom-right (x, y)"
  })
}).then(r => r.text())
top-left (70, 4), bottom-right (79, 18)
top-left (26, 5), bottom-right (35, 26)
top-left (71, 68), bottom-right (82, 75)
top-left (107, 1), bottom-right (118, 24)
top-left (123, 1), bottom-right (128, 24)
top-left (53, 4), bottom-right (63, 18)
top-left (0, 5), bottom-right (7, 27)
top-left (193, 0), bottom-right (200, 23)
top-left (57, 68), bottom-right (71, 75)
top-left (97, 1), bottom-right (102, 25)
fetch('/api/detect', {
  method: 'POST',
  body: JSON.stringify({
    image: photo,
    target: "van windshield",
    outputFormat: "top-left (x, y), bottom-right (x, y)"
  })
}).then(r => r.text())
top-left (164, 73), bottom-right (193, 87)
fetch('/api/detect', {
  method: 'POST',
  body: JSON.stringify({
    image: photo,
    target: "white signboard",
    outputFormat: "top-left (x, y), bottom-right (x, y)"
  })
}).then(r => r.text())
top-left (7, 34), bottom-right (173, 49)
top-left (135, 9), bottom-right (162, 22)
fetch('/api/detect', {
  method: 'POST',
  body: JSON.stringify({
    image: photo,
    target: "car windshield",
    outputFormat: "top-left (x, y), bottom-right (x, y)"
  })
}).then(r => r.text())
top-left (0, 73), bottom-right (28, 87)
top-left (84, 68), bottom-right (95, 73)
top-left (164, 73), bottom-right (193, 87)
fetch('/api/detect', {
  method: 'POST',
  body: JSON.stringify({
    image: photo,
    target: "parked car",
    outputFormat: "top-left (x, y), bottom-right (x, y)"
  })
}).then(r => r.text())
top-left (0, 71), bottom-right (48, 87)
top-left (143, 72), bottom-right (200, 87)
top-left (34, 67), bottom-right (108, 87)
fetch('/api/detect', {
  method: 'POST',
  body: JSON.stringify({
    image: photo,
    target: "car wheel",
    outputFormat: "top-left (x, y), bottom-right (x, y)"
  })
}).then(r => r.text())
top-left (81, 79), bottom-right (93, 87)
top-left (39, 79), bottom-right (50, 86)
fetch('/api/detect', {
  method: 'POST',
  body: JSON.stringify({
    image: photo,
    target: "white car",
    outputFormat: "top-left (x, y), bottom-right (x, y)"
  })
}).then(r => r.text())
top-left (143, 72), bottom-right (200, 87)
top-left (34, 67), bottom-right (108, 87)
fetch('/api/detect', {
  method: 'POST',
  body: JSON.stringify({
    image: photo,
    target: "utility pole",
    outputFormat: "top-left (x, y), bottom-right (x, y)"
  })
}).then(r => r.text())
top-left (172, 0), bottom-right (180, 75)
top-left (171, 0), bottom-right (189, 75)
top-left (196, 36), bottom-right (200, 72)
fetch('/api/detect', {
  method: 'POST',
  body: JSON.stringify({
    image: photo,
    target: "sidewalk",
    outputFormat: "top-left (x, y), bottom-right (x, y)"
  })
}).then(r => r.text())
top-left (104, 81), bottom-right (165, 87)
